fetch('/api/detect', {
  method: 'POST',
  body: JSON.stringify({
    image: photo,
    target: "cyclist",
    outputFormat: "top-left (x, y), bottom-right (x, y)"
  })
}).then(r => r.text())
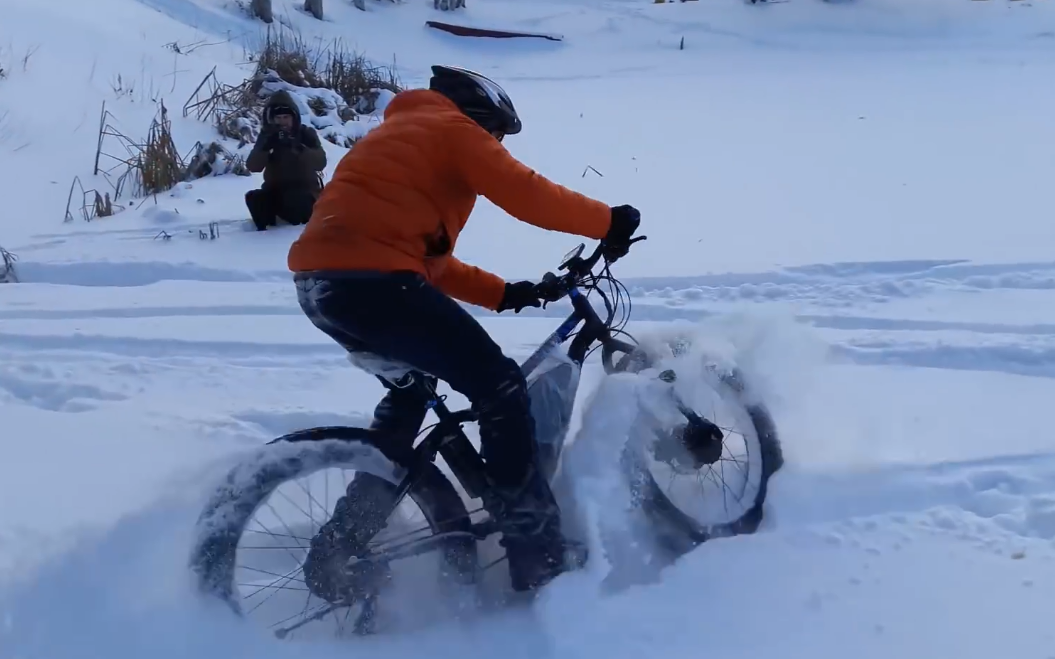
top-left (288, 64), bottom-right (641, 595)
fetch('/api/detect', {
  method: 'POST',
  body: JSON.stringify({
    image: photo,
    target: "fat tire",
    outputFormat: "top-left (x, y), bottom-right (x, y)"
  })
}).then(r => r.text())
top-left (601, 342), bottom-right (784, 553)
top-left (190, 426), bottom-right (477, 616)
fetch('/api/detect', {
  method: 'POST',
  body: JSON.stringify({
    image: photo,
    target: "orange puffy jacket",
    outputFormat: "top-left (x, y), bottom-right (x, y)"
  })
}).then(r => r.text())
top-left (286, 89), bottom-right (612, 310)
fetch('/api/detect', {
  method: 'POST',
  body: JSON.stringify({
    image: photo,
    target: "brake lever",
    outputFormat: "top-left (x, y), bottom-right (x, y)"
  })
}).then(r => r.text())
top-left (600, 234), bottom-right (649, 265)
top-left (535, 271), bottom-right (563, 309)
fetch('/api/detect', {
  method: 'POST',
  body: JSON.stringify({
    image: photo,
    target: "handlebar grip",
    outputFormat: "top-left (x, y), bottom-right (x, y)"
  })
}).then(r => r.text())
top-left (535, 271), bottom-right (563, 302)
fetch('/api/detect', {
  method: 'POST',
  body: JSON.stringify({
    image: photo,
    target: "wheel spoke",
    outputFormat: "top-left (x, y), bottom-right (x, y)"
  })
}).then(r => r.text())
top-left (192, 432), bottom-right (480, 641)
top-left (635, 362), bottom-right (774, 533)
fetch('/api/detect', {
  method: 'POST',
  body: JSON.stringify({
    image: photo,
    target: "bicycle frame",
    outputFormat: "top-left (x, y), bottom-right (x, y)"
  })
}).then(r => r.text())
top-left (390, 283), bottom-right (634, 518)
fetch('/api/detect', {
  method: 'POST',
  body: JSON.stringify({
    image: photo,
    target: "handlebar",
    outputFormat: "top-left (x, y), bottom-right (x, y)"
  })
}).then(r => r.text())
top-left (534, 235), bottom-right (647, 304)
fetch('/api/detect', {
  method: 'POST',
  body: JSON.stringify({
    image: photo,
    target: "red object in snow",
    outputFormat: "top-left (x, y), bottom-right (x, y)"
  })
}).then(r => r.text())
top-left (425, 20), bottom-right (564, 42)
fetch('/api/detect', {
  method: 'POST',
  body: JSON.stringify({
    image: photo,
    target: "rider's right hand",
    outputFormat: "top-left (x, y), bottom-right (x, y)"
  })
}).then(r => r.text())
top-left (496, 280), bottom-right (544, 313)
top-left (602, 205), bottom-right (641, 262)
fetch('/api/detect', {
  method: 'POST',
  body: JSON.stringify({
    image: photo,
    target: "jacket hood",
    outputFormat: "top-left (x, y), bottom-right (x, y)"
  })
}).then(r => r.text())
top-left (264, 89), bottom-right (302, 129)
top-left (383, 89), bottom-right (459, 120)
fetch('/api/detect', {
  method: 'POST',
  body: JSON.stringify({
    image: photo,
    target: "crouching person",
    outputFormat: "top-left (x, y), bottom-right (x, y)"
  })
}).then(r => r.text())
top-left (245, 91), bottom-right (328, 231)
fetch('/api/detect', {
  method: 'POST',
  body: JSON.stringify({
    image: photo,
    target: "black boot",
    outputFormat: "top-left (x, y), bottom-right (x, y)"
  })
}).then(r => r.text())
top-left (491, 464), bottom-right (573, 593)
top-left (368, 373), bottom-right (435, 453)
top-left (303, 473), bottom-right (397, 602)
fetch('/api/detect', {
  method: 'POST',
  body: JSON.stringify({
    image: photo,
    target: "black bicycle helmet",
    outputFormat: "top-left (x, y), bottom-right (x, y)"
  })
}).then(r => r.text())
top-left (429, 65), bottom-right (522, 136)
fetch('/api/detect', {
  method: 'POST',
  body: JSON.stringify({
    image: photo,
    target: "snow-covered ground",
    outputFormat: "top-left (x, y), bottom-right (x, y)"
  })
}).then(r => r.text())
top-left (3, 0), bottom-right (1055, 656)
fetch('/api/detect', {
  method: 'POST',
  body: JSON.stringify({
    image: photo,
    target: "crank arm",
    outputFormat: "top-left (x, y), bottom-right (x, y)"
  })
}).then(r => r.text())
top-left (274, 602), bottom-right (347, 638)
top-left (272, 593), bottom-right (381, 639)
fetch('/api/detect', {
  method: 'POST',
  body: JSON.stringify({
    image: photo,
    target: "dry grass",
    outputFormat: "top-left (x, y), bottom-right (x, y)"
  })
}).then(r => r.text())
top-left (94, 191), bottom-right (115, 218)
top-left (86, 99), bottom-right (200, 210)
top-left (134, 106), bottom-right (249, 194)
top-left (135, 101), bottom-right (184, 196)
top-left (0, 44), bottom-right (42, 80)
top-left (182, 29), bottom-right (400, 150)
top-left (64, 176), bottom-right (122, 223)
top-left (247, 27), bottom-right (401, 112)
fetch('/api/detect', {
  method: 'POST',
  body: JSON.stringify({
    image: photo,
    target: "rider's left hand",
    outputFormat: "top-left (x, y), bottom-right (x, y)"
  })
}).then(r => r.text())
top-left (497, 280), bottom-right (542, 313)
top-left (602, 205), bottom-right (641, 261)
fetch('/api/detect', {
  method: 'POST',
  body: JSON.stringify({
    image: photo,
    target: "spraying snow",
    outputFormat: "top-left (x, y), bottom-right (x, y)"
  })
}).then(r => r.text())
top-left (4, 0), bottom-right (1055, 656)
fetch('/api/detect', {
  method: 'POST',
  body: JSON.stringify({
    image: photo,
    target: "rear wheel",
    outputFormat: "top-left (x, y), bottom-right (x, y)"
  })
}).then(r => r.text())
top-left (601, 338), bottom-right (783, 553)
top-left (190, 427), bottom-right (477, 639)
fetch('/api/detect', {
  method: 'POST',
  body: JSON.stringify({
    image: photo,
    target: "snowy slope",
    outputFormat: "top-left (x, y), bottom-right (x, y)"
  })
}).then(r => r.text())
top-left (3, 0), bottom-right (1055, 656)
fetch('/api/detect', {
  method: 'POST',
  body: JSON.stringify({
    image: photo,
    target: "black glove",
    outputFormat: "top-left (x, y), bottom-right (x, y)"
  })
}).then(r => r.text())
top-left (496, 280), bottom-right (542, 313)
top-left (275, 129), bottom-right (295, 148)
top-left (257, 126), bottom-right (277, 148)
top-left (602, 205), bottom-right (641, 261)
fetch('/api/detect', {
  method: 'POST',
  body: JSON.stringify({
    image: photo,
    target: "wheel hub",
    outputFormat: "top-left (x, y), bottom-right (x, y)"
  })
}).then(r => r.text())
top-left (652, 416), bottom-right (724, 471)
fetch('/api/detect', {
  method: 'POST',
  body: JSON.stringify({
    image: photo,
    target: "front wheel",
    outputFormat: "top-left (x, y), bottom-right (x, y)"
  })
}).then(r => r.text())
top-left (190, 427), bottom-right (477, 640)
top-left (601, 337), bottom-right (784, 554)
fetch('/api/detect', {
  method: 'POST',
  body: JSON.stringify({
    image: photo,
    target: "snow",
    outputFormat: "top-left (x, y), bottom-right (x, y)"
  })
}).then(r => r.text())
top-left (3, 0), bottom-right (1055, 656)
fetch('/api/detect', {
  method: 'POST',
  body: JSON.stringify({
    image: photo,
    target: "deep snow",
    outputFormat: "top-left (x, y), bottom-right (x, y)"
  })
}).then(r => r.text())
top-left (3, 0), bottom-right (1055, 656)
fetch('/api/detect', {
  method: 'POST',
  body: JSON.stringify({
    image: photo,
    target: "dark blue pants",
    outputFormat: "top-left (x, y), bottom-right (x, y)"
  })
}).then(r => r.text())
top-left (295, 271), bottom-right (537, 487)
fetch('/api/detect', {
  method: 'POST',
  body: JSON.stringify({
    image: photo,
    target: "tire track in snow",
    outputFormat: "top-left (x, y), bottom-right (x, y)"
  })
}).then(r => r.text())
top-left (0, 330), bottom-right (340, 360)
top-left (832, 340), bottom-right (1055, 379)
top-left (12, 260), bottom-right (289, 287)
top-left (8, 303), bottom-right (1055, 339)
top-left (8, 320), bottom-right (1055, 380)
top-left (13, 255), bottom-right (1055, 292)
top-left (771, 451), bottom-right (1055, 542)
top-left (7, 257), bottom-right (1055, 381)
top-left (629, 259), bottom-right (1055, 309)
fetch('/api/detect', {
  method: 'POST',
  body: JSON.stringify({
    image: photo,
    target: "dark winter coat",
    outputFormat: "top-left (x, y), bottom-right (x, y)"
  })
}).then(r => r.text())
top-left (247, 90), bottom-right (328, 196)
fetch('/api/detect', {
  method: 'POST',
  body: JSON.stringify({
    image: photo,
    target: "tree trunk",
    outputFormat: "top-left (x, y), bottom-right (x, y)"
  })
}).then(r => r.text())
top-left (304, 0), bottom-right (323, 19)
top-left (251, 0), bottom-right (273, 22)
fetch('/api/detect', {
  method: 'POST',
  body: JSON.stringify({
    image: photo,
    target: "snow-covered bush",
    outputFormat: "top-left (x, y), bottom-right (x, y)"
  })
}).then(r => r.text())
top-left (181, 28), bottom-right (399, 164)
top-left (184, 141), bottom-right (251, 180)
top-left (219, 29), bottom-right (401, 147)
top-left (248, 29), bottom-right (401, 110)
top-left (259, 71), bottom-right (395, 147)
